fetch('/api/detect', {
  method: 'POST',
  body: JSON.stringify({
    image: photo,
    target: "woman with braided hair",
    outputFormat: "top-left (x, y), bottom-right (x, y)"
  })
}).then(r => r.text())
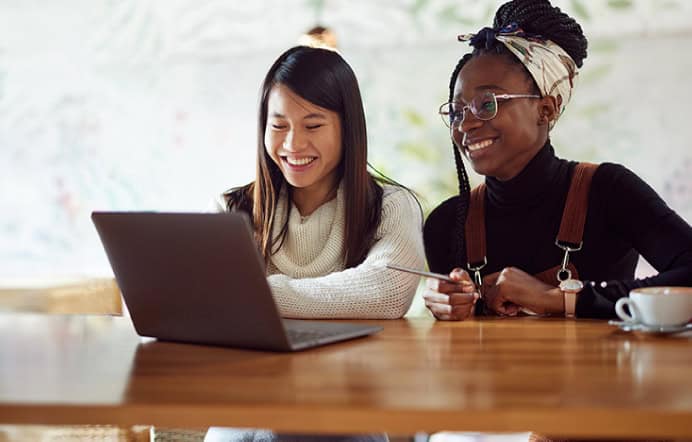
top-left (423, 0), bottom-right (692, 321)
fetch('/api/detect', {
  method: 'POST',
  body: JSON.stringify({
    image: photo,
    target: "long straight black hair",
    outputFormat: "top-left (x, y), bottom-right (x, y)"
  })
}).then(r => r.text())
top-left (224, 46), bottom-right (384, 269)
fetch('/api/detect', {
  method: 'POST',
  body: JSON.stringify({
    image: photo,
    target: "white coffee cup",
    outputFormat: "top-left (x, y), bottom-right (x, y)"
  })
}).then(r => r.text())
top-left (615, 287), bottom-right (692, 327)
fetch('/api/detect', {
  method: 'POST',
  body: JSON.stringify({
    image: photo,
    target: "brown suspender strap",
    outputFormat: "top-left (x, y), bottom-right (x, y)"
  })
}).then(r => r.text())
top-left (556, 163), bottom-right (599, 247)
top-left (464, 163), bottom-right (600, 276)
top-left (465, 183), bottom-right (486, 267)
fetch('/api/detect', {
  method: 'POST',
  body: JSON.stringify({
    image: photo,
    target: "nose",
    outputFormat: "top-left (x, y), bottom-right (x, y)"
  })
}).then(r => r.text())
top-left (282, 128), bottom-right (308, 152)
top-left (459, 108), bottom-right (483, 134)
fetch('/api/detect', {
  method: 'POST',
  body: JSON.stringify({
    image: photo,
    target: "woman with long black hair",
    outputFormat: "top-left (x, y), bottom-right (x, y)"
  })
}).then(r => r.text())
top-left (218, 46), bottom-right (424, 320)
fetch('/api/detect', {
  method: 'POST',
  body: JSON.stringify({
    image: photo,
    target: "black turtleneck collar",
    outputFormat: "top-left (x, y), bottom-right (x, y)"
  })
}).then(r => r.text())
top-left (485, 140), bottom-right (568, 209)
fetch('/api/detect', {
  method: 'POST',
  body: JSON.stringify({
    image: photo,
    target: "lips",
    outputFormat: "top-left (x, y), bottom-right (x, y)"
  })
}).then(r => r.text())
top-left (281, 156), bottom-right (318, 171)
top-left (461, 135), bottom-right (498, 158)
top-left (467, 139), bottom-right (495, 152)
top-left (283, 156), bottom-right (316, 166)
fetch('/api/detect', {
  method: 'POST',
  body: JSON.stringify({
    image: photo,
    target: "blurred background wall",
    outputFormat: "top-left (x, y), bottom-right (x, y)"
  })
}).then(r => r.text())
top-left (1, 0), bottom-right (691, 278)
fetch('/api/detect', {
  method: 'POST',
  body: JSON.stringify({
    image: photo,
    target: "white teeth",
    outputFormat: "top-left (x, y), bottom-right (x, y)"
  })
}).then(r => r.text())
top-left (467, 139), bottom-right (494, 152)
top-left (285, 157), bottom-right (316, 166)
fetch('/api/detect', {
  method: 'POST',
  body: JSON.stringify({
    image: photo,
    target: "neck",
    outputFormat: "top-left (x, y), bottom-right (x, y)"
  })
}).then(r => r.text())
top-left (485, 140), bottom-right (562, 208)
top-left (494, 135), bottom-right (550, 181)
top-left (292, 181), bottom-right (339, 216)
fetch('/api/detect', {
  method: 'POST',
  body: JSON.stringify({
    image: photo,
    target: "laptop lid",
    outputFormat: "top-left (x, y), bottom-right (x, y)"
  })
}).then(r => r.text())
top-left (91, 212), bottom-right (381, 351)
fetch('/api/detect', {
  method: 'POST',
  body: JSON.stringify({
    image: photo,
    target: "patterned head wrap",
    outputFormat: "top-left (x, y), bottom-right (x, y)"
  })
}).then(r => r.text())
top-left (458, 22), bottom-right (578, 130)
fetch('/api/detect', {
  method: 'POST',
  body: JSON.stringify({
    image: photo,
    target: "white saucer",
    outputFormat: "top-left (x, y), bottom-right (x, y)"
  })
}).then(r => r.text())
top-left (608, 320), bottom-right (692, 335)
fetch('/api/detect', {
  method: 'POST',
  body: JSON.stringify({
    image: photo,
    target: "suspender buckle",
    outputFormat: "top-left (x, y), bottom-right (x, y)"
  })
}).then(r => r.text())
top-left (555, 240), bottom-right (582, 282)
top-left (555, 240), bottom-right (583, 252)
top-left (467, 257), bottom-right (487, 297)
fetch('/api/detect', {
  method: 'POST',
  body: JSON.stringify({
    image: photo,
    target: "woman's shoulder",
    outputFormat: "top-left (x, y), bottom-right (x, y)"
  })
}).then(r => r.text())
top-left (381, 182), bottom-right (406, 195)
top-left (378, 184), bottom-right (423, 225)
top-left (591, 162), bottom-right (656, 196)
top-left (218, 183), bottom-right (254, 213)
top-left (592, 162), bottom-right (634, 181)
top-left (381, 183), bottom-right (418, 206)
top-left (424, 195), bottom-right (460, 232)
top-left (587, 162), bottom-right (681, 236)
top-left (423, 195), bottom-right (460, 269)
top-left (427, 195), bottom-right (460, 218)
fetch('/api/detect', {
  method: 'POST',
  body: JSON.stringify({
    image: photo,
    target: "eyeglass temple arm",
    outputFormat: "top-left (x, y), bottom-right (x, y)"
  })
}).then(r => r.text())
top-left (495, 93), bottom-right (541, 99)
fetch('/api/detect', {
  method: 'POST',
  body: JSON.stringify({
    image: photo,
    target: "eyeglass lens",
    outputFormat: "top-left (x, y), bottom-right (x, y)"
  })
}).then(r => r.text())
top-left (442, 92), bottom-right (498, 128)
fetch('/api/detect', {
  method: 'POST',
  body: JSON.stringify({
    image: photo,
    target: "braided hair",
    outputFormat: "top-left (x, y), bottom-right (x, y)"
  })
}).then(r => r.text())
top-left (448, 0), bottom-right (587, 268)
top-left (493, 0), bottom-right (587, 68)
top-left (449, 54), bottom-right (473, 267)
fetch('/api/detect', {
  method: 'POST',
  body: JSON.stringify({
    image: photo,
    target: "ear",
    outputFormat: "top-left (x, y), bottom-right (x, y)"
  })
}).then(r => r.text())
top-left (537, 95), bottom-right (560, 126)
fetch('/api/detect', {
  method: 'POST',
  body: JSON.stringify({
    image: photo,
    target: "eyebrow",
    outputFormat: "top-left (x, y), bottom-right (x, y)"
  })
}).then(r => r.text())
top-left (453, 84), bottom-right (508, 101)
top-left (269, 112), bottom-right (327, 120)
top-left (477, 84), bottom-right (507, 91)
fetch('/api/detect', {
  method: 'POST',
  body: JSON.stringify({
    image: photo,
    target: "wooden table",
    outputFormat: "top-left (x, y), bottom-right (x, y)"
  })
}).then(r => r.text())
top-left (1, 314), bottom-right (691, 439)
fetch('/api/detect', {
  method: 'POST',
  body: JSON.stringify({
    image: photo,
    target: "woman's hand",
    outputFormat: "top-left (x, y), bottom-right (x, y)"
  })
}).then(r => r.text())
top-left (483, 267), bottom-right (564, 316)
top-left (423, 268), bottom-right (480, 321)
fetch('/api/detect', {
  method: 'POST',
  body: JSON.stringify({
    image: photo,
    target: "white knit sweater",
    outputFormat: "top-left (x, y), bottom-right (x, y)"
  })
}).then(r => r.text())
top-left (216, 183), bottom-right (424, 319)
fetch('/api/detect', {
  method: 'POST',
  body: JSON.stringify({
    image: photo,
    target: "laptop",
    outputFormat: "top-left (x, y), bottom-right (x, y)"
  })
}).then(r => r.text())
top-left (91, 211), bottom-right (383, 351)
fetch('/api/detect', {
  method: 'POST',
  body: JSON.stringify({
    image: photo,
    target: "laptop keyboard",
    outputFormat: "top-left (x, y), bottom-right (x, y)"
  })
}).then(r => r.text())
top-left (286, 328), bottom-right (337, 343)
top-left (282, 319), bottom-right (380, 349)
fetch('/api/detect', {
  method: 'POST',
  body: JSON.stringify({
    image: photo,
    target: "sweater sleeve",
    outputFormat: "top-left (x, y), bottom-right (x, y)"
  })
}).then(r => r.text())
top-left (576, 164), bottom-right (692, 318)
top-left (267, 188), bottom-right (425, 319)
top-left (210, 194), bottom-right (227, 213)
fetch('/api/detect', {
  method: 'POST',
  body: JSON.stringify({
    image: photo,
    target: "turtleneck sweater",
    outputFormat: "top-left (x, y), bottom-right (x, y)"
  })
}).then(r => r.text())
top-left (216, 183), bottom-right (425, 319)
top-left (423, 142), bottom-right (692, 319)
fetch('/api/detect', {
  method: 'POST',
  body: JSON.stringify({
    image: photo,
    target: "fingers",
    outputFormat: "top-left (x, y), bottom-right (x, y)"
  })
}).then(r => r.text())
top-left (426, 303), bottom-right (474, 321)
top-left (424, 277), bottom-right (470, 294)
top-left (482, 285), bottom-right (504, 314)
top-left (484, 282), bottom-right (520, 317)
top-left (423, 289), bottom-right (478, 306)
top-left (425, 302), bottom-right (456, 319)
top-left (483, 271), bottom-right (500, 288)
top-left (449, 267), bottom-right (473, 283)
top-left (495, 302), bottom-right (521, 317)
top-left (441, 280), bottom-right (476, 293)
top-left (423, 288), bottom-right (480, 321)
top-left (449, 291), bottom-right (480, 305)
top-left (425, 268), bottom-right (476, 294)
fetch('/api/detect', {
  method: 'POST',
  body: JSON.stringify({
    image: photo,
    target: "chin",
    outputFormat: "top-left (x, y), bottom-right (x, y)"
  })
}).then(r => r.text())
top-left (468, 161), bottom-right (493, 178)
top-left (280, 170), bottom-right (314, 188)
top-left (285, 179), bottom-right (312, 189)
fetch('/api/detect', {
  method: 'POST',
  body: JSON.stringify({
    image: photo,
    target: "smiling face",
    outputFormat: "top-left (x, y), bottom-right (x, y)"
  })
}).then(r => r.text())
top-left (452, 54), bottom-right (553, 181)
top-left (264, 84), bottom-right (343, 204)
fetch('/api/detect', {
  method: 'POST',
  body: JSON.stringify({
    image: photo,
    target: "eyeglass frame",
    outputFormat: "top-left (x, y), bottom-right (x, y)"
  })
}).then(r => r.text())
top-left (438, 92), bottom-right (541, 128)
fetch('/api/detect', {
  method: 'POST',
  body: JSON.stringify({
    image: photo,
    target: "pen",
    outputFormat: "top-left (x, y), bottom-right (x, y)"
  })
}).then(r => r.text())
top-left (386, 264), bottom-right (481, 297)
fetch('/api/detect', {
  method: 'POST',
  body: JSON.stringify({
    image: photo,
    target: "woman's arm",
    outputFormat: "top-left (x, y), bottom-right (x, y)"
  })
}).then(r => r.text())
top-left (577, 164), bottom-right (692, 318)
top-left (268, 188), bottom-right (425, 319)
top-left (211, 195), bottom-right (227, 213)
top-left (423, 196), bottom-right (460, 274)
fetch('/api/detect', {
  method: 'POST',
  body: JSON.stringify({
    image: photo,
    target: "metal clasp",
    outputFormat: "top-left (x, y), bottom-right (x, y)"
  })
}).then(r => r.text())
top-left (467, 257), bottom-right (487, 298)
top-left (555, 240), bottom-right (582, 282)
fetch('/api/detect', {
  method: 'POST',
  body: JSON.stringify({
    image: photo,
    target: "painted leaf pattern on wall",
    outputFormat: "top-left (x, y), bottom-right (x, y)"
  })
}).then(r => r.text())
top-left (0, 0), bottom-right (690, 277)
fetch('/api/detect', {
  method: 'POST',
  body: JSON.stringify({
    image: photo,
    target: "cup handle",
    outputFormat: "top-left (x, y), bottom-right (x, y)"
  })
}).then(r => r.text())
top-left (615, 298), bottom-right (638, 323)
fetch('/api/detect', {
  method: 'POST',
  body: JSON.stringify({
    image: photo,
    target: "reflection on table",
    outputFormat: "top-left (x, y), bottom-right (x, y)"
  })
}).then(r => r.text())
top-left (1, 314), bottom-right (691, 440)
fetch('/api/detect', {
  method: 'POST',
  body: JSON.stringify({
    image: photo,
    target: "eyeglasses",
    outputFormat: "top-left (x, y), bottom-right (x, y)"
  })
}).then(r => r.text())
top-left (438, 91), bottom-right (541, 128)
